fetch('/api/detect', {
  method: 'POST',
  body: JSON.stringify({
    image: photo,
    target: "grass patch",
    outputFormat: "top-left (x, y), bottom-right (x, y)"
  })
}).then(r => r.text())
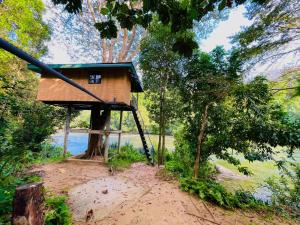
top-left (109, 144), bottom-right (146, 170)
top-left (44, 194), bottom-right (72, 225)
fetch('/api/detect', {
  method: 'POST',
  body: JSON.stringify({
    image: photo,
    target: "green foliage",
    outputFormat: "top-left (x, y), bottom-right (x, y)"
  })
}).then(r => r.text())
top-left (45, 195), bottom-right (72, 225)
top-left (51, 0), bottom-right (268, 56)
top-left (180, 177), bottom-right (265, 209)
top-left (265, 164), bottom-right (300, 219)
top-left (233, 0), bottom-right (299, 64)
top-left (32, 142), bottom-right (67, 164)
top-left (178, 48), bottom-right (300, 171)
top-left (109, 144), bottom-right (146, 169)
top-left (0, 142), bottom-right (66, 224)
top-left (0, 1), bottom-right (67, 206)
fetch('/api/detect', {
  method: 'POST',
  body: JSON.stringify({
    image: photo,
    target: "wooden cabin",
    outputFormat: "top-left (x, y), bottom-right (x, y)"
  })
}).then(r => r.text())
top-left (28, 63), bottom-right (143, 110)
top-left (28, 62), bottom-right (153, 164)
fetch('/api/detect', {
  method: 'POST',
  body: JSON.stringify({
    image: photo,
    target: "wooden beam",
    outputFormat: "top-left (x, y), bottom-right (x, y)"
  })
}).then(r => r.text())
top-left (117, 110), bottom-right (123, 153)
top-left (70, 129), bottom-right (122, 134)
top-left (63, 106), bottom-right (71, 157)
top-left (103, 110), bottom-right (111, 162)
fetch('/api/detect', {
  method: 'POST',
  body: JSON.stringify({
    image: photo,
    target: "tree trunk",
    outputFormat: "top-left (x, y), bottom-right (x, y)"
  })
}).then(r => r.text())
top-left (83, 108), bottom-right (110, 159)
top-left (117, 110), bottom-right (123, 153)
top-left (161, 89), bottom-right (166, 165)
top-left (63, 106), bottom-right (71, 157)
top-left (12, 182), bottom-right (44, 225)
top-left (103, 110), bottom-right (111, 162)
top-left (157, 80), bottom-right (164, 165)
top-left (194, 103), bottom-right (210, 179)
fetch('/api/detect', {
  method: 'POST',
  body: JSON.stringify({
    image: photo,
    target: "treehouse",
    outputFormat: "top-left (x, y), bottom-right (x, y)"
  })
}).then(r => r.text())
top-left (28, 63), bottom-right (152, 163)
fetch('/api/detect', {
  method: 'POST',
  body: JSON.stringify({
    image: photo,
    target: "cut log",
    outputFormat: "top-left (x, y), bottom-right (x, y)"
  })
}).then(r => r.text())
top-left (12, 182), bottom-right (44, 225)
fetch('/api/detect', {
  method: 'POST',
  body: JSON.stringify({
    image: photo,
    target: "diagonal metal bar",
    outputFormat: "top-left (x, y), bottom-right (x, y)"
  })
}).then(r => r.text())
top-left (0, 38), bottom-right (103, 102)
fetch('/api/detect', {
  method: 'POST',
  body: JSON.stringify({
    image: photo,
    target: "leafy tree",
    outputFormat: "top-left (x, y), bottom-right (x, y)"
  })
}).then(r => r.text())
top-left (47, 0), bottom-right (145, 63)
top-left (51, 0), bottom-right (269, 56)
top-left (140, 22), bottom-right (185, 164)
top-left (179, 47), bottom-right (300, 178)
top-left (233, 0), bottom-right (300, 65)
top-left (0, 0), bottom-right (65, 173)
top-left (180, 46), bottom-right (241, 177)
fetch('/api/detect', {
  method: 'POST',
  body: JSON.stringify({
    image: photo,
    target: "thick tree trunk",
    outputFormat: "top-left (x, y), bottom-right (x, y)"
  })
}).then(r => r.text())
top-left (12, 182), bottom-right (44, 225)
top-left (83, 108), bottom-right (110, 159)
top-left (194, 103), bottom-right (210, 179)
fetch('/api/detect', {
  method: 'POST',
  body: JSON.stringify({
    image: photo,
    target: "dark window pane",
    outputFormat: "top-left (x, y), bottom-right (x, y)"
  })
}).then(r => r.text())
top-left (89, 74), bottom-right (101, 84)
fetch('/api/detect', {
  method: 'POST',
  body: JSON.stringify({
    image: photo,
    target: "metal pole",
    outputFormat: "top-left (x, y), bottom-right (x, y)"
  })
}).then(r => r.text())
top-left (0, 38), bottom-right (103, 102)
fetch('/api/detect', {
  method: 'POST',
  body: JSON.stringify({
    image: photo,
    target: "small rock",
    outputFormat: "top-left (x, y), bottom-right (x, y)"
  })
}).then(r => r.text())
top-left (102, 189), bottom-right (108, 194)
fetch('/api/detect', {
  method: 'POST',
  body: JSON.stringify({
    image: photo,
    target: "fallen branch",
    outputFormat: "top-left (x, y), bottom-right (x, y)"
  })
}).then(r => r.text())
top-left (189, 196), bottom-right (216, 222)
top-left (202, 201), bottom-right (217, 222)
top-left (185, 211), bottom-right (221, 225)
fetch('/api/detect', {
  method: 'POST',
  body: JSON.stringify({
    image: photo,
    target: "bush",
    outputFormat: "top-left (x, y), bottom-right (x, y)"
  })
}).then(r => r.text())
top-left (180, 177), bottom-right (265, 209)
top-left (265, 164), bottom-right (300, 219)
top-left (45, 195), bottom-right (72, 225)
top-left (109, 144), bottom-right (146, 169)
top-left (32, 142), bottom-right (67, 164)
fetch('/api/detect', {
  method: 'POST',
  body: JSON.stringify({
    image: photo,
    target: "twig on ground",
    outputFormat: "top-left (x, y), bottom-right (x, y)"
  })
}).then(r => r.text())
top-left (189, 195), bottom-right (217, 222)
top-left (185, 211), bottom-right (221, 225)
top-left (202, 201), bottom-right (217, 222)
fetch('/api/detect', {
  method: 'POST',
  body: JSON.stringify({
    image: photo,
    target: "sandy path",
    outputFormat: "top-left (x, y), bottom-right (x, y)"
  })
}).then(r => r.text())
top-left (33, 161), bottom-right (296, 225)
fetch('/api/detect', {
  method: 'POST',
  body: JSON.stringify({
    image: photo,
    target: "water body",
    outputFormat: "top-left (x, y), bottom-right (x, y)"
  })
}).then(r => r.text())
top-left (51, 131), bottom-right (174, 156)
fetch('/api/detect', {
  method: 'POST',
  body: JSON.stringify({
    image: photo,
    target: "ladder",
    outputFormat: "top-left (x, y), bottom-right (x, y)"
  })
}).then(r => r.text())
top-left (131, 107), bottom-right (154, 165)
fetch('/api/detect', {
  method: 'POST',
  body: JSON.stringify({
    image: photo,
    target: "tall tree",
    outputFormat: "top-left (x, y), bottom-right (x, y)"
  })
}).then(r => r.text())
top-left (140, 22), bottom-right (186, 165)
top-left (180, 47), bottom-right (300, 178)
top-left (0, 0), bottom-right (65, 170)
top-left (51, 0), bottom-right (269, 56)
top-left (47, 0), bottom-right (145, 63)
top-left (233, 0), bottom-right (300, 66)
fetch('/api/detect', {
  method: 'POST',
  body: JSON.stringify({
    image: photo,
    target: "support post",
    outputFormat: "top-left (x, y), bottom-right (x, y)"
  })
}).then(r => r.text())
top-left (117, 110), bottom-right (123, 153)
top-left (103, 110), bottom-right (111, 162)
top-left (12, 182), bottom-right (44, 225)
top-left (63, 106), bottom-right (71, 157)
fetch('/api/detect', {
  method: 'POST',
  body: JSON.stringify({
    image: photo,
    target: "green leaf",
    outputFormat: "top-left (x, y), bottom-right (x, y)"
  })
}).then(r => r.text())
top-left (218, 0), bottom-right (227, 11)
top-left (100, 7), bottom-right (109, 15)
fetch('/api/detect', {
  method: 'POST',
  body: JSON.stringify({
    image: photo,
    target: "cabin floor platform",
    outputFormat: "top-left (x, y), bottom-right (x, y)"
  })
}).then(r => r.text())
top-left (66, 154), bottom-right (105, 164)
top-left (42, 101), bottom-right (134, 111)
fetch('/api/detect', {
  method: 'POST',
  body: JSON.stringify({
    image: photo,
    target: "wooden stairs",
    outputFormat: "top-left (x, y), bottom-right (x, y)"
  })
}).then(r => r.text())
top-left (131, 106), bottom-right (154, 165)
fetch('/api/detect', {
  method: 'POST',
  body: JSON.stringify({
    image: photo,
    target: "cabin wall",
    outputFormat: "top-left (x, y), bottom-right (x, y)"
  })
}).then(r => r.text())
top-left (36, 68), bottom-right (132, 105)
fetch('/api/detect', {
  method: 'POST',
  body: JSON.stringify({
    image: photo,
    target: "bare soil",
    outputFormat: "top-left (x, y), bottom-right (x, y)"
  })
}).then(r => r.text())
top-left (33, 161), bottom-right (297, 225)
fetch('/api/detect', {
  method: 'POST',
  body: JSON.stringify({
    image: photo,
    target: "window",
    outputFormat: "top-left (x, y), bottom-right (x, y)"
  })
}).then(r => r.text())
top-left (89, 74), bottom-right (101, 84)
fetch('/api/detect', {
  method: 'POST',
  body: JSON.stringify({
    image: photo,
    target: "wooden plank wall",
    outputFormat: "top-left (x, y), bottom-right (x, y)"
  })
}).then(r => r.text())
top-left (36, 68), bottom-right (132, 105)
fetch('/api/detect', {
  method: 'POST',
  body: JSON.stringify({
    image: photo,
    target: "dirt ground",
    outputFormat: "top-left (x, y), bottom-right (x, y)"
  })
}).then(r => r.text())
top-left (33, 161), bottom-right (297, 225)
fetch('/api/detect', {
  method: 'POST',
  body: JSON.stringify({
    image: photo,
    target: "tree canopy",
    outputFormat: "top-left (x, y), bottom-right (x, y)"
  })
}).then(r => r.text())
top-left (51, 0), bottom-right (270, 56)
top-left (233, 0), bottom-right (300, 65)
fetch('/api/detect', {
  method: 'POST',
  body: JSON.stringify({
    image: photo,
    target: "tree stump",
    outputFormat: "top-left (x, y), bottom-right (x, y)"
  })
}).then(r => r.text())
top-left (12, 182), bottom-right (44, 225)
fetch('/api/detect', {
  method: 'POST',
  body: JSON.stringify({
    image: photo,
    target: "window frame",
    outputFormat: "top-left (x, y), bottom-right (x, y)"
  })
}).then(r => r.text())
top-left (88, 74), bottom-right (102, 84)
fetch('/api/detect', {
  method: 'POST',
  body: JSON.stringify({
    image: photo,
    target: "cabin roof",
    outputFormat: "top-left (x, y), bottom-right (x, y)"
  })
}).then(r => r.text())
top-left (27, 62), bottom-right (143, 92)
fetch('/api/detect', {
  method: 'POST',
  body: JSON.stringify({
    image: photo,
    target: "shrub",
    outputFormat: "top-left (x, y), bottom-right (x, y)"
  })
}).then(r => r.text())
top-left (180, 177), bottom-right (265, 209)
top-left (265, 164), bottom-right (300, 219)
top-left (109, 144), bottom-right (146, 169)
top-left (45, 195), bottom-right (72, 225)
